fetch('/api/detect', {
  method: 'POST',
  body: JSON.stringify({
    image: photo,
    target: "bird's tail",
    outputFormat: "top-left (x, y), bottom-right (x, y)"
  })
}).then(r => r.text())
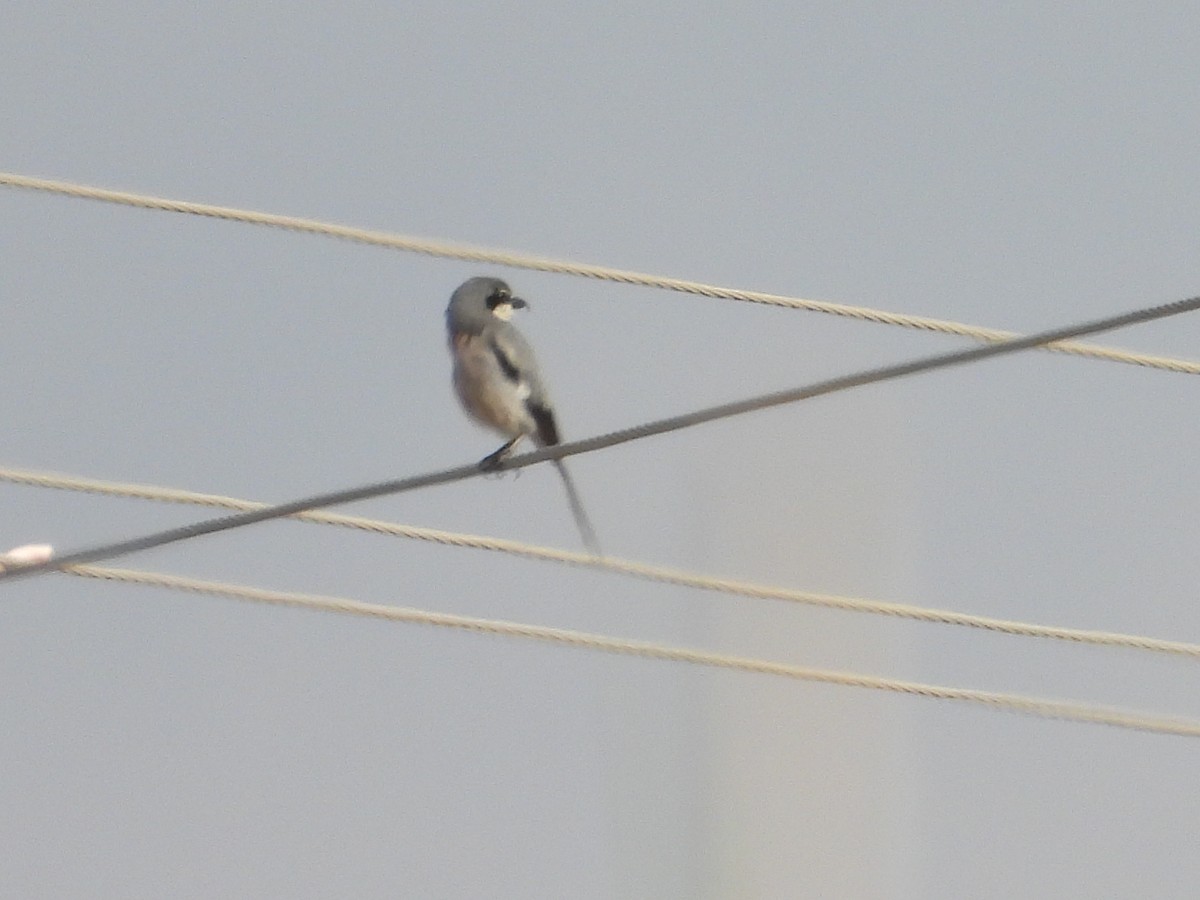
top-left (552, 459), bottom-right (601, 556)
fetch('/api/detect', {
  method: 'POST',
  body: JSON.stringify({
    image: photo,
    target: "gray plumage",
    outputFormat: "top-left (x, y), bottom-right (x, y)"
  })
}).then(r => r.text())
top-left (446, 276), bottom-right (600, 554)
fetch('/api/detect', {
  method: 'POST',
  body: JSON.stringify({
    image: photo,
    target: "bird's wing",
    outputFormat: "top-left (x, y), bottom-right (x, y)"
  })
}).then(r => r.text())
top-left (487, 324), bottom-right (559, 446)
top-left (487, 333), bottom-right (525, 386)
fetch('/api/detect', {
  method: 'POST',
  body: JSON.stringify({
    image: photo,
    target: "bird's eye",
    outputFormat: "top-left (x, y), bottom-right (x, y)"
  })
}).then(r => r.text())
top-left (486, 288), bottom-right (510, 309)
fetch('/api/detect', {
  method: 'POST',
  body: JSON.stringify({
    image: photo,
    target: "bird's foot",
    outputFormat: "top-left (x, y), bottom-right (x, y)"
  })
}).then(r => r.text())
top-left (478, 438), bottom-right (521, 475)
top-left (478, 449), bottom-right (510, 476)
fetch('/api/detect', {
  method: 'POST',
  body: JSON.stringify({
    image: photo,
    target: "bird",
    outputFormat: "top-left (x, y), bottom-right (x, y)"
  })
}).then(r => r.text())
top-left (445, 276), bottom-right (600, 554)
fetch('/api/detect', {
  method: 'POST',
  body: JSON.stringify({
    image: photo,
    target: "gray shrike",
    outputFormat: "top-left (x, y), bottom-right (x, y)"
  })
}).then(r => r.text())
top-left (445, 276), bottom-right (600, 554)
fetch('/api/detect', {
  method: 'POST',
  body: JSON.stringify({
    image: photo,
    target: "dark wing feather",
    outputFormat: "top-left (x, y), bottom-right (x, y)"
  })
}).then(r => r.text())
top-left (488, 334), bottom-right (523, 383)
top-left (527, 401), bottom-right (560, 446)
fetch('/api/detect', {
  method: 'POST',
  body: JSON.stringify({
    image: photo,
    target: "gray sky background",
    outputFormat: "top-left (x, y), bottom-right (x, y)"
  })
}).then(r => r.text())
top-left (2, 4), bottom-right (1199, 898)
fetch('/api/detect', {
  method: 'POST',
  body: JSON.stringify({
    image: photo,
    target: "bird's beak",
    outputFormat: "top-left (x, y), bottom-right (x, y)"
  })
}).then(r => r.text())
top-left (510, 296), bottom-right (529, 309)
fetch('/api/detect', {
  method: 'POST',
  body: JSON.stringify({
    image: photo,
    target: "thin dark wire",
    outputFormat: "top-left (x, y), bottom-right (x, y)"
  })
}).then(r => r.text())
top-left (3, 294), bottom-right (1197, 584)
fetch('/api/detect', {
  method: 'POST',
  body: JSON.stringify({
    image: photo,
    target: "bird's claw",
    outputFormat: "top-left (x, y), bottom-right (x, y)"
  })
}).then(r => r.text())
top-left (478, 450), bottom-right (509, 476)
top-left (479, 438), bottom-right (522, 476)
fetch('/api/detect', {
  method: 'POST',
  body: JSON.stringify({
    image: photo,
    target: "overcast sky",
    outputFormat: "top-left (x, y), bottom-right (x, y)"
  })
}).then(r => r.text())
top-left (2, 4), bottom-right (1199, 898)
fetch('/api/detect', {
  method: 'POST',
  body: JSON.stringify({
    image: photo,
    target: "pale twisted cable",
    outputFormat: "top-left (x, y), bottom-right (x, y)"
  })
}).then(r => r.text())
top-left (2, 170), bottom-right (1197, 375)
top-left (60, 564), bottom-right (1200, 739)
top-left (3, 465), bottom-right (1198, 658)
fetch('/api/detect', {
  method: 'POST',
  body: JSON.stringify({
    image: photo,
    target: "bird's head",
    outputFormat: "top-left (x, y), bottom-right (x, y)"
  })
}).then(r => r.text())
top-left (447, 276), bottom-right (528, 331)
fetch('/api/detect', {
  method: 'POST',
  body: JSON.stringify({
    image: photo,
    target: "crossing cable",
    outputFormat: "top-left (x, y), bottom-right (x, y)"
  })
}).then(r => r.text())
top-left (2, 170), bottom-right (1198, 375)
top-left (57, 563), bottom-right (1200, 739)
top-left (3, 464), bottom-right (1199, 659)
top-left (1, 291), bottom-right (1198, 585)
